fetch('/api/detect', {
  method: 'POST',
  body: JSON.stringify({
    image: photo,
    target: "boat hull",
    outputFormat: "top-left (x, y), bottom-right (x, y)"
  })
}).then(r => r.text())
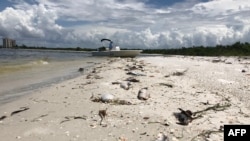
top-left (92, 50), bottom-right (142, 57)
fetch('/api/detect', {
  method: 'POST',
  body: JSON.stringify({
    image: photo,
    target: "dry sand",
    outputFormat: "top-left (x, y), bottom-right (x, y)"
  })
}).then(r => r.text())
top-left (0, 55), bottom-right (249, 141)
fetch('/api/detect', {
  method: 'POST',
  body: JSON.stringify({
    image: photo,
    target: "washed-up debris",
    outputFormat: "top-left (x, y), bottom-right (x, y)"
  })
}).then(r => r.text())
top-left (155, 133), bottom-right (169, 141)
top-left (172, 69), bottom-right (188, 76)
top-left (173, 108), bottom-right (200, 125)
top-left (111, 99), bottom-right (132, 105)
top-left (164, 74), bottom-right (171, 78)
top-left (86, 74), bottom-right (92, 79)
top-left (120, 81), bottom-right (132, 90)
top-left (159, 83), bottom-right (174, 88)
top-left (11, 107), bottom-right (30, 116)
top-left (60, 115), bottom-right (87, 124)
top-left (99, 108), bottom-right (107, 125)
top-left (174, 103), bottom-right (231, 125)
top-left (94, 75), bottom-right (103, 79)
top-left (125, 65), bottom-right (137, 71)
top-left (125, 77), bottom-right (140, 82)
top-left (125, 64), bottom-right (144, 71)
top-left (86, 74), bottom-right (103, 79)
top-left (112, 81), bottom-right (121, 85)
top-left (140, 132), bottom-right (147, 135)
top-left (91, 98), bottom-right (132, 105)
top-left (225, 61), bottom-right (232, 64)
top-left (101, 94), bottom-right (114, 103)
top-left (118, 136), bottom-right (127, 141)
top-left (91, 68), bottom-right (97, 73)
top-left (191, 129), bottom-right (223, 141)
top-left (31, 114), bottom-right (48, 122)
top-left (90, 94), bottom-right (132, 105)
top-left (137, 87), bottom-right (150, 100)
top-left (212, 58), bottom-right (224, 63)
top-left (193, 103), bottom-right (231, 116)
top-left (148, 121), bottom-right (169, 126)
top-left (200, 101), bottom-right (210, 105)
top-left (78, 68), bottom-right (84, 72)
top-left (127, 71), bottom-right (146, 76)
top-left (0, 115), bottom-right (7, 121)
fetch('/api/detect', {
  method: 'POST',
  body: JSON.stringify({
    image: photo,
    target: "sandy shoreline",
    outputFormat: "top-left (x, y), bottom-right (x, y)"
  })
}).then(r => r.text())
top-left (0, 56), bottom-right (249, 141)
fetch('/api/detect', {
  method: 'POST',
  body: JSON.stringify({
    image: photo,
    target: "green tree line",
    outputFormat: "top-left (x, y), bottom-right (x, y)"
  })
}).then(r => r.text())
top-left (143, 42), bottom-right (250, 56)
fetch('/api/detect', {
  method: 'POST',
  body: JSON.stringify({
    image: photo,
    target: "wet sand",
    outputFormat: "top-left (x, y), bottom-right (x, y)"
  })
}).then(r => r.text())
top-left (0, 56), bottom-right (249, 141)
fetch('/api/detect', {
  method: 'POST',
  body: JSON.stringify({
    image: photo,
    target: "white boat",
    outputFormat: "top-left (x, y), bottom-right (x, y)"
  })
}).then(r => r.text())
top-left (92, 38), bottom-right (142, 57)
top-left (92, 49), bottom-right (142, 57)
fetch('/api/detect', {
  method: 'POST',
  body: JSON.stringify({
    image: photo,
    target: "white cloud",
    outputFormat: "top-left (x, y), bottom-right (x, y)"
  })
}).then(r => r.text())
top-left (0, 0), bottom-right (250, 48)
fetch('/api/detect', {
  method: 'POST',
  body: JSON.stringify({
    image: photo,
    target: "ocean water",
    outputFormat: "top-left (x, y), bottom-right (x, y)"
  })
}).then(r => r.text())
top-left (0, 48), bottom-right (105, 105)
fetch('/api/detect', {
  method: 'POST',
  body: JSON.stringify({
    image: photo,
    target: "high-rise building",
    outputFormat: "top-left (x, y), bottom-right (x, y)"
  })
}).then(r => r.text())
top-left (2, 38), bottom-right (16, 48)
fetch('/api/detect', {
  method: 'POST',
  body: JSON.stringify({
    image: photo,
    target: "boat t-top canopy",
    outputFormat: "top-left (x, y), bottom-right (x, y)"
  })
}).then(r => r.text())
top-left (101, 38), bottom-right (112, 42)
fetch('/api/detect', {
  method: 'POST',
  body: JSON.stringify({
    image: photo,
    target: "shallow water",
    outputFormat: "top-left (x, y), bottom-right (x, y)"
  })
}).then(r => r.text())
top-left (0, 48), bottom-right (105, 104)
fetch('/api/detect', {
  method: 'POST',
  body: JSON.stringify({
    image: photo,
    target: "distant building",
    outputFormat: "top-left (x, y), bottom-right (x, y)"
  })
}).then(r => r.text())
top-left (2, 38), bottom-right (16, 48)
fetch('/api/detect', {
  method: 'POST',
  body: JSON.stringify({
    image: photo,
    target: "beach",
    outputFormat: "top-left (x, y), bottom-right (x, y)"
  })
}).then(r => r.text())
top-left (0, 55), bottom-right (249, 141)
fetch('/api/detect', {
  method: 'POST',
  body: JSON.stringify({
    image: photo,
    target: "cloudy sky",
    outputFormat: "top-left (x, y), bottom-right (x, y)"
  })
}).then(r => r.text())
top-left (0, 0), bottom-right (250, 49)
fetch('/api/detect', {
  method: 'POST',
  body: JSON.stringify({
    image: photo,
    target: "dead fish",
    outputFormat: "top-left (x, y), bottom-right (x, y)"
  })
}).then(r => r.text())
top-left (112, 99), bottom-right (132, 105)
top-left (125, 77), bottom-right (140, 82)
top-left (127, 71), bottom-right (146, 76)
top-left (120, 81), bottom-right (131, 90)
top-left (137, 87), bottom-right (150, 100)
top-left (155, 133), bottom-right (169, 141)
top-left (174, 108), bottom-right (193, 125)
top-left (101, 94), bottom-right (114, 103)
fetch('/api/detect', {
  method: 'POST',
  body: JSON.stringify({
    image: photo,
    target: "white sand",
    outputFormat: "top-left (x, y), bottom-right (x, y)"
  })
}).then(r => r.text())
top-left (0, 56), bottom-right (249, 141)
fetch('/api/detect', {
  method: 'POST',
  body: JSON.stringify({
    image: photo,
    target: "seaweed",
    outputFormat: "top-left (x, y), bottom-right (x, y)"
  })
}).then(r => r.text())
top-left (60, 115), bottom-right (87, 124)
top-left (191, 129), bottom-right (223, 141)
top-left (91, 97), bottom-right (133, 105)
top-left (11, 107), bottom-right (29, 116)
top-left (0, 115), bottom-right (7, 121)
top-left (193, 103), bottom-right (231, 116)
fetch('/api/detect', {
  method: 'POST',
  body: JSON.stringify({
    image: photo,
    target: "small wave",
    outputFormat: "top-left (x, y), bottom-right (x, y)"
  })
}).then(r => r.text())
top-left (31, 60), bottom-right (49, 65)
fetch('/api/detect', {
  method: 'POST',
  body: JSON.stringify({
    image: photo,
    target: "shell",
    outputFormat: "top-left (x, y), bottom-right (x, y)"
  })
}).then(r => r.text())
top-left (137, 87), bottom-right (150, 100)
top-left (101, 94), bottom-right (114, 102)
